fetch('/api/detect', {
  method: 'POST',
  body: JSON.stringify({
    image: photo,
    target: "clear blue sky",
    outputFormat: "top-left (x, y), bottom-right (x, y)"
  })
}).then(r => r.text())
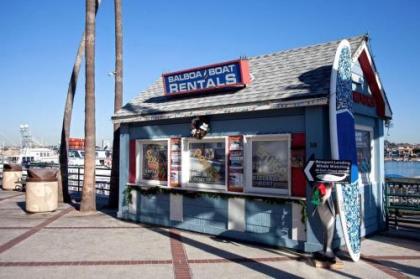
top-left (0, 0), bottom-right (419, 145)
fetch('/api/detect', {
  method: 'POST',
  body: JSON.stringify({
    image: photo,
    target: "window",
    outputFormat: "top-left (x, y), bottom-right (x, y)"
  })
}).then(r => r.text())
top-left (68, 151), bottom-right (82, 158)
top-left (182, 137), bottom-right (227, 190)
top-left (133, 134), bottom-right (294, 196)
top-left (137, 140), bottom-right (168, 186)
top-left (245, 134), bottom-right (291, 195)
top-left (355, 127), bottom-right (374, 185)
top-left (352, 61), bottom-right (371, 95)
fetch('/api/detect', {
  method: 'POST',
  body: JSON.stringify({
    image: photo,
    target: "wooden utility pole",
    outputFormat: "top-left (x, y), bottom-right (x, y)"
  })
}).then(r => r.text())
top-left (80, 0), bottom-right (97, 212)
top-left (109, 0), bottom-right (123, 208)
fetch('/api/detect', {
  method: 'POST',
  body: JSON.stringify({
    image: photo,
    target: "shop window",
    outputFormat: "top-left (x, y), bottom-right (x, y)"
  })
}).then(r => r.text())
top-left (136, 140), bottom-right (168, 186)
top-left (182, 138), bottom-right (227, 190)
top-left (244, 134), bottom-right (291, 195)
top-left (355, 127), bottom-right (374, 185)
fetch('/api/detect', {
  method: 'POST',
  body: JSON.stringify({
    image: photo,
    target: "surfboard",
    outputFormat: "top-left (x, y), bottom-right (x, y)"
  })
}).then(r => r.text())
top-left (329, 40), bottom-right (361, 262)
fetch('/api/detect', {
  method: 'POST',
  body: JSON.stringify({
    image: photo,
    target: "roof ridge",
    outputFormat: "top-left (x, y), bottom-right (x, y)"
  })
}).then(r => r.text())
top-left (251, 34), bottom-right (367, 60)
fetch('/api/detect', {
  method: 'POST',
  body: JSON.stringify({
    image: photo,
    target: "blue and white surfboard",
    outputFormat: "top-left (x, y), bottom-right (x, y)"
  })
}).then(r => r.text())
top-left (329, 40), bottom-right (361, 262)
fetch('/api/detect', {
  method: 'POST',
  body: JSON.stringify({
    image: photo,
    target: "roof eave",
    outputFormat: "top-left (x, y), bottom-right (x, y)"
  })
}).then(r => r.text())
top-left (112, 96), bottom-right (329, 124)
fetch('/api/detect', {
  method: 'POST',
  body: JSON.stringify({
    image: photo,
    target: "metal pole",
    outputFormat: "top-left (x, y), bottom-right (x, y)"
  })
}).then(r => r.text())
top-left (78, 167), bottom-right (81, 192)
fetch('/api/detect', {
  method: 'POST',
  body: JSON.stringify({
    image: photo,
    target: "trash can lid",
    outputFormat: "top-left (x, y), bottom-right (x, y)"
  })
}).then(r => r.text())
top-left (3, 164), bottom-right (23, 172)
top-left (27, 169), bottom-right (58, 182)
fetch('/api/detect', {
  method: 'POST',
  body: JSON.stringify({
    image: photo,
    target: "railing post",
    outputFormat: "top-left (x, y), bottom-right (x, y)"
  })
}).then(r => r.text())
top-left (385, 180), bottom-right (389, 230)
top-left (78, 167), bottom-right (81, 192)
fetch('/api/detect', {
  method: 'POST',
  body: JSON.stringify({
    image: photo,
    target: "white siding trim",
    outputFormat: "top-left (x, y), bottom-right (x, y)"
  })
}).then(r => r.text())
top-left (170, 193), bottom-right (183, 222)
top-left (128, 190), bottom-right (137, 217)
top-left (228, 198), bottom-right (246, 232)
top-left (291, 203), bottom-right (306, 241)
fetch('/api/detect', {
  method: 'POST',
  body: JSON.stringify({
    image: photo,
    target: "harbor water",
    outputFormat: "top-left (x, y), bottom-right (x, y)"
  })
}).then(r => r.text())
top-left (385, 161), bottom-right (420, 178)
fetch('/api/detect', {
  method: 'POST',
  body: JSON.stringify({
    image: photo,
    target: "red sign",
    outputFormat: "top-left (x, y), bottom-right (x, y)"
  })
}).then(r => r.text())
top-left (353, 91), bottom-right (376, 107)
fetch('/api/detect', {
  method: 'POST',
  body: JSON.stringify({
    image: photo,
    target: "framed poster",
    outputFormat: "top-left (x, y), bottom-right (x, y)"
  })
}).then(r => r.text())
top-left (251, 140), bottom-right (288, 190)
top-left (188, 141), bottom-right (226, 185)
top-left (142, 143), bottom-right (168, 182)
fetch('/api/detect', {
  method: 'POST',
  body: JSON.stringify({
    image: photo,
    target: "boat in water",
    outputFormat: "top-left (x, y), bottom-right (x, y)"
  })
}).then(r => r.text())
top-left (0, 124), bottom-right (111, 168)
top-left (3, 147), bottom-right (59, 166)
top-left (68, 149), bottom-right (111, 167)
top-left (68, 138), bottom-right (111, 167)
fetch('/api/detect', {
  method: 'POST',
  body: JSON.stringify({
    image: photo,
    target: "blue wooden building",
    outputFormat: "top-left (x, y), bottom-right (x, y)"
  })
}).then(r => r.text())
top-left (112, 35), bottom-right (392, 252)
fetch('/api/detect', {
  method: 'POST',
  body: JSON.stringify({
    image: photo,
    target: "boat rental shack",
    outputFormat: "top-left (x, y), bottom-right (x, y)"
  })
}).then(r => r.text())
top-left (112, 35), bottom-right (392, 252)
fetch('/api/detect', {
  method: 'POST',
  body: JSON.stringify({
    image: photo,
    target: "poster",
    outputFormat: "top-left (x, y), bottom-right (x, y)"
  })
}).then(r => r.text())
top-left (142, 144), bottom-right (168, 181)
top-left (356, 130), bottom-right (372, 185)
top-left (228, 136), bottom-right (244, 192)
top-left (252, 141), bottom-right (288, 189)
top-left (291, 149), bottom-right (305, 168)
top-left (189, 142), bottom-right (225, 185)
top-left (229, 150), bottom-right (243, 168)
top-left (170, 138), bottom-right (182, 187)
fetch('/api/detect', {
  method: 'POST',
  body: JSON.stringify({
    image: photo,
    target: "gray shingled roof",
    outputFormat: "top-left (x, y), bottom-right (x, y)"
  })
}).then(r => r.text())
top-left (113, 35), bottom-right (366, 123)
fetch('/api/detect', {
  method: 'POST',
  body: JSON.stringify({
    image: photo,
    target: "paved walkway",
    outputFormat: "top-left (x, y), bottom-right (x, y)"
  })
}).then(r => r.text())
top-left (0, 189), bottom-right (419, 279)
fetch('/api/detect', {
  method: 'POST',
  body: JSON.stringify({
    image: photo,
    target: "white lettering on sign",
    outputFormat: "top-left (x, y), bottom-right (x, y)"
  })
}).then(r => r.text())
top-left (187, 82), bottom-right (197, 91)
top-left (207, 79), bottom-right (216, 88)
top-left (304, 159), bottom-right (351, 183)
top-left (226, 73), bottom-right (237, 84)
top-left (166, 63), bottom-right (241, 94)
top-left (179, 83), bottom-right (187, 91)
top-left (208, 65), bottom-right (235, 76)
top-left (168, 71), bottom-right (203, 82)
top-left (169, 83), bottom-right (178, 93)
top-left (196, 80), bottom-right (205, 88)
